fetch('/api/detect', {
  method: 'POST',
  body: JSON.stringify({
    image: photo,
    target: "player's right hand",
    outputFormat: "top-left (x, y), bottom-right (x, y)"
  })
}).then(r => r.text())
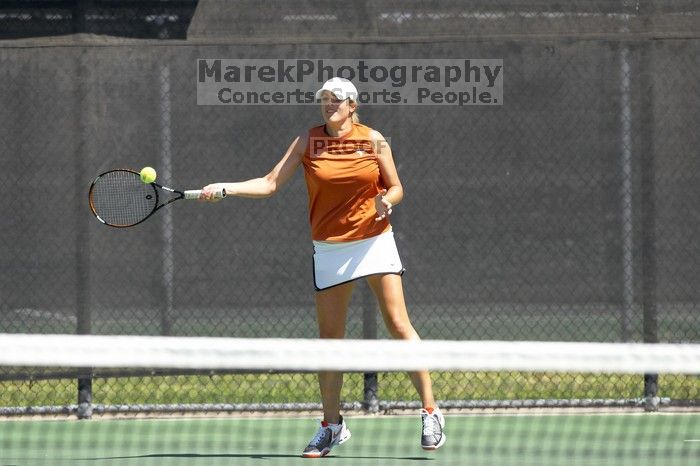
top-left (200, 184), bottom-right (225, 202)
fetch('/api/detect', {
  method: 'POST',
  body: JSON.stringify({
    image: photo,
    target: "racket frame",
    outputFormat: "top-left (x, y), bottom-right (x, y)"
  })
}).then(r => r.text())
top-left (88, 168), bottom-right (225, 228)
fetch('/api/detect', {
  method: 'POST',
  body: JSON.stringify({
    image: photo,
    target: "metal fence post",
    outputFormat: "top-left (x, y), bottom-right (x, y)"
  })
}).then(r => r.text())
top-left (72, 0), bottom-right (89, 34)
top-left (618, 41), bottom-right (634, 342)
top-left (639, 43), bottom-right (659, 412)
top-left (75, 46), bottom-right (92, 420)
top-left (159, 63), bottom-right (174, 336)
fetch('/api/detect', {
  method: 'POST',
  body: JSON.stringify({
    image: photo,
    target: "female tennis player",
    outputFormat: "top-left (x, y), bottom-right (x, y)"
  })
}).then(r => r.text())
top-left (200, 77), bottom-right (445, 457)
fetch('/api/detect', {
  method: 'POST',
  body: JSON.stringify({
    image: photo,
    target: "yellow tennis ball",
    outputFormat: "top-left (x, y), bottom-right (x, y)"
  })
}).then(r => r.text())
top-left (140, 166), bottom-right (157, 184)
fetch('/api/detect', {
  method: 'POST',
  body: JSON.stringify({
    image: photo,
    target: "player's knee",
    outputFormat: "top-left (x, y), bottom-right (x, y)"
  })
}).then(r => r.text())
top-left (385, 318), bottom-right (415, 340)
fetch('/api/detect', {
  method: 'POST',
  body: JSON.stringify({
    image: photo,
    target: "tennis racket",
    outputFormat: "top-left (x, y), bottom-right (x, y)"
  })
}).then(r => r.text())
top-left (88, 169), bottom-right (226, 228)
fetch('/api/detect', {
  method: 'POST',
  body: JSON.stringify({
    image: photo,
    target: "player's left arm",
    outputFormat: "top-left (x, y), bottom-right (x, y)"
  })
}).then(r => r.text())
top-left (370, 130), bottom-right (403, 221)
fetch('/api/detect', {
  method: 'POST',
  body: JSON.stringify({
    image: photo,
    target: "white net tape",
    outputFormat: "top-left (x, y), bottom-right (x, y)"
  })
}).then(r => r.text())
top-left (1, 334), bottom-right (699, 374)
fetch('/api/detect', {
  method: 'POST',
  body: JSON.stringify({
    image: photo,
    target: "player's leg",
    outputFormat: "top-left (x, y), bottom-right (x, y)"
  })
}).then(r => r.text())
top-left (316, 281), bottom-right (354, 422)
top-left (302, 281), bottom-right (355, 458)
top-left (366, 273), bottom-right (446, 450)
top-left (366, 274), bottom-right (435, 404)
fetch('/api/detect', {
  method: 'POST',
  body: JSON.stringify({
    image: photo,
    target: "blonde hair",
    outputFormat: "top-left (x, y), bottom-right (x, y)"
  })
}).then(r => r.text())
top-left (350, 99), bottom-right (360, 123)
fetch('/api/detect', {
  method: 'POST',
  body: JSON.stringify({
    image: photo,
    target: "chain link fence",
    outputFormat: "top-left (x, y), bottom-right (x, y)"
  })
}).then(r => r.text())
top-left (1, 0), bottom-right (698, 417)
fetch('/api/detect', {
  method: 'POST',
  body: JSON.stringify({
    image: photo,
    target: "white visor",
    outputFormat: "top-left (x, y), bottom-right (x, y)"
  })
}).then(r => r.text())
top-left (315, 77), bottom-right (359, 101)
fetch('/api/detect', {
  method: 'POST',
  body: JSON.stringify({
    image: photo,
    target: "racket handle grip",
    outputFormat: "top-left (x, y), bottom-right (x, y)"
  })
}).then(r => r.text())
top-left (184, 189), bottom-right (226, 200)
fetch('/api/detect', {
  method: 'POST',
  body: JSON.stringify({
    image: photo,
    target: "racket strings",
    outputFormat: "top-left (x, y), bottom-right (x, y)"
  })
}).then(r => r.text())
top-left (90, 171), bottom-right (157, 227)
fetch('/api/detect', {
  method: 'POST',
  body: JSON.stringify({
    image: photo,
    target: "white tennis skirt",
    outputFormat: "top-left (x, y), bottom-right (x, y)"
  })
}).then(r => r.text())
top-left (312, 230), bottom-right (404, 291)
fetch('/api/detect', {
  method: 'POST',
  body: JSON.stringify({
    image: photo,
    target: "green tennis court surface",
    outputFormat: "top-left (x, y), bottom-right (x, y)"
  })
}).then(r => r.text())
top-left (2, 413), bottom-right (698, 466)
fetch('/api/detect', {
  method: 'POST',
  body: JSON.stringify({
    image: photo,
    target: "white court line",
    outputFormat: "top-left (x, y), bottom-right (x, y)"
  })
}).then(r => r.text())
top-left (683, 439), bottom-right (700, 442)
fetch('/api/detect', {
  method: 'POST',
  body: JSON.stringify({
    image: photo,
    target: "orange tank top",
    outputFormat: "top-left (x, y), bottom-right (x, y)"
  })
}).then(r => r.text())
top-left (302, 123), bottom-right (391, 241)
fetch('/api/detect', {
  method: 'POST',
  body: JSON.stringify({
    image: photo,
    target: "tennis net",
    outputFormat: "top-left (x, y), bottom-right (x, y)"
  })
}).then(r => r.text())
top-left (1, 334), bottom-right (699, 465)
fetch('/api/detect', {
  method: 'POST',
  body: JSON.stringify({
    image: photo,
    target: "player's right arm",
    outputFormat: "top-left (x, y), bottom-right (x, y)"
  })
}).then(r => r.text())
top-left (201, 134), bottom-right (306, 200)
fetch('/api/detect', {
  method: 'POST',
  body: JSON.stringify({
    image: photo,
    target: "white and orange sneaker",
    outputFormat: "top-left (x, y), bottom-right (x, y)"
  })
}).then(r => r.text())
top-left (302, 416), bottom-right (352, 458)
top-left (420, 407), bottom-right (446, 450)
